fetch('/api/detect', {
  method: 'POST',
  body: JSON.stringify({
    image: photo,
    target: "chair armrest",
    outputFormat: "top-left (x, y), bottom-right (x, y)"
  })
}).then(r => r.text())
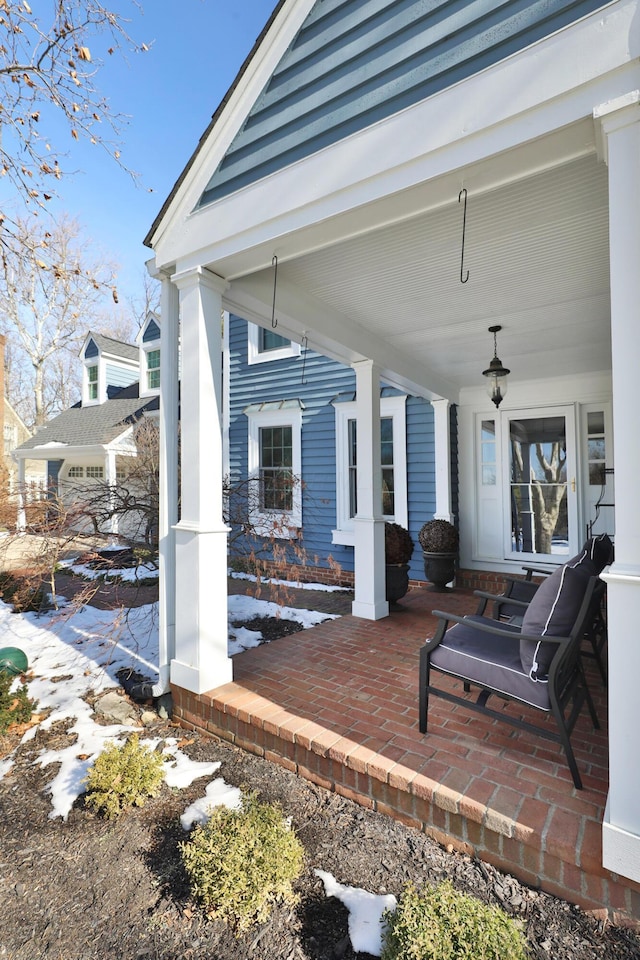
top-left (473, 589), bottom-right (530, 617)
top-left (429, 609), bottom-right (572, 648)
top-left (522, 563), bottom-right (554, 580)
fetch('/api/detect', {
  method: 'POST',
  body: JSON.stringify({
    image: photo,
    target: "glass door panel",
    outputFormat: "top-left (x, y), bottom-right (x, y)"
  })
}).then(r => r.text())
top-left (505, 408), bottom-right (577, 560)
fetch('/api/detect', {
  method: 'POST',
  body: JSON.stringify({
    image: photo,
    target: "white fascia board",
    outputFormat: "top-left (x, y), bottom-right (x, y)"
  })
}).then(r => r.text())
top-left (148, 0), bottom-right (315, 254)
top-left (225, 273), bottom-right (457, 402)
top-left (153, 0), bottom-right (639, 274)
top-left (100, 352), bottom-right (139, 370)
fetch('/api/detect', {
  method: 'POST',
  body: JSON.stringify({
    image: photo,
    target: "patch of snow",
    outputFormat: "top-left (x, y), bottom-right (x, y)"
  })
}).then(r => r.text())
top-left (229, 571), bottom-right (350, 592)
top-left (315, 870), bottom-right (397, 957)
top-left (180, 777), bottom-right (243, 830)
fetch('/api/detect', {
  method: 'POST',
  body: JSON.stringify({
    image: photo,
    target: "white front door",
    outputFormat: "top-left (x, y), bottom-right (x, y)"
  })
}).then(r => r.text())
top-left (503, 406), bottom-right (579, 561)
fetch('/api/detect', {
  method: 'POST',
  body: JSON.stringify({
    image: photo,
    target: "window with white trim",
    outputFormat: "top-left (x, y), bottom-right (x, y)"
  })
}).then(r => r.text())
top-left (86, 465), bottom-right (104, 479)
top-left (247, 323), bottom-right (301, 365)
top-left (146, 349), bottom-right (160, 391)
top-left (67, 465), bottom-right (84, 479)
top-left (87, 364), bottom-right (99, 401)
top-left (333, 395), bottom-right (408, 545)
top-left (246, 401), bottom-right (303, 537)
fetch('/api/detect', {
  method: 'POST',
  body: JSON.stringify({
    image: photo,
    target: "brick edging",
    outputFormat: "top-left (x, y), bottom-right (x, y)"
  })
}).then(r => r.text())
top-left (171, 682), bottom-right (640, 928)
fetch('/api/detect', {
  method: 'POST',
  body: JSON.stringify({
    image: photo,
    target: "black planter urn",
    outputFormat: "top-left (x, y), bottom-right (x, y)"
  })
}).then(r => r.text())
top-left (385, 563), bottom-right (410, 604)
top-left (422, 551), bottom-right (456, 592)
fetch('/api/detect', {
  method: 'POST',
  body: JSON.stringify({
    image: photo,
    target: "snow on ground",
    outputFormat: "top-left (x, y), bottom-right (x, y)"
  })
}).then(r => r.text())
top-left (315, 871), bottom-right (396, 957)
top-left (229, 571), bottom-right (350, 592)
top-left (0, 568), bottom-right (390, 953)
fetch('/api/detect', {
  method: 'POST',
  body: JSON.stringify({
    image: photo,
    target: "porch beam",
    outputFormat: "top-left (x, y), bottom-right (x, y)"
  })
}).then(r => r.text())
top-left (595, 91), bottom-right (640, 884)
top-left (224, 273), bottom-right (458, 402)
top-left (351, 360), bottom-right (388, 621)
top-left (171, 266), bottom-right (232, 695)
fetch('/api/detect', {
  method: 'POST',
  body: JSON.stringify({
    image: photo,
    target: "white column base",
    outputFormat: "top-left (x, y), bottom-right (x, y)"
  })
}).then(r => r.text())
top-left (351, 517), bottom-right (389, 620)
top-left (603, 797), bottom-right (640, 885)
top-left (172, 523), bottom-right (232, 695)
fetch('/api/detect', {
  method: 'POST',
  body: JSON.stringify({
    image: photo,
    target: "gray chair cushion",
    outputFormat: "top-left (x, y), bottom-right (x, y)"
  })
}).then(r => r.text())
top-left (431, 616), bottom-right (551, 710)
top-left (520, 560), bottom-right (595, 680)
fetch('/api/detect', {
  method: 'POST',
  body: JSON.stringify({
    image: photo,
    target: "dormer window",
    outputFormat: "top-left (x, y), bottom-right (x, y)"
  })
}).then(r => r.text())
top-left (87, 365), bottom-right (99, 401)
top-left (138, 313), bottom-right (161, 397)
top-left (146, 349), bottom-right (160, 390)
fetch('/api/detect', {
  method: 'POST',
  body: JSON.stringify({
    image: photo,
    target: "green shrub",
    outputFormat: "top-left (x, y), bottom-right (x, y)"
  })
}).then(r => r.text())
top-left (0, 671), bottom-right (36, 734)
top-left (83, 734), bottom-right (165, 819)
top-left (180, 791), bottom-right (304, 932)
top-left (381, 881), bottom-right (528, 960)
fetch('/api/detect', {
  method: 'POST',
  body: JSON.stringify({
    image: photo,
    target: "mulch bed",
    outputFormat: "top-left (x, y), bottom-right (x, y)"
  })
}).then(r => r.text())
top-left (0, 575), bottom-right (639, 958)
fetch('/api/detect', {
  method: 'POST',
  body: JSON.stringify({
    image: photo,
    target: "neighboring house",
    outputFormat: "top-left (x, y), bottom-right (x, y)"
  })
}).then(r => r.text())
top-left (13, 316), bottom-right (161, 537)
top-left (145, 0), bottom-right (640, 896)
top-left (226, 314), bottom-right (454, 586)
top-left (3, 398), bottom-right (46, 493)
top-left (0, 334), bottom-right (46, 493)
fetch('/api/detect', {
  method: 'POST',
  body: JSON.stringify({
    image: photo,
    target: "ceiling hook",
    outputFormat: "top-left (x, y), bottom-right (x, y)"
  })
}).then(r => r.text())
top-left (458, 188), bottom-right (470, 284)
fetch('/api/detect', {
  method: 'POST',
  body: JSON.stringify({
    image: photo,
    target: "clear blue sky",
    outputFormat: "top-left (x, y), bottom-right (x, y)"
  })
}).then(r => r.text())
top-left (46, 0), bottom-right (277, 315)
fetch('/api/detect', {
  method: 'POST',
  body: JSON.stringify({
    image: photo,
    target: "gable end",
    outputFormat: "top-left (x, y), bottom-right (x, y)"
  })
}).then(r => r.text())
top-left (199, 0), bottom-right (611, 207)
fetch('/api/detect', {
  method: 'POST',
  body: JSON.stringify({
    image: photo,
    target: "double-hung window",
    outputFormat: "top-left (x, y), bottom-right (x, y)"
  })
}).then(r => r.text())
top-left (146, 349), bottom-right (160, 391)
top-left (247, 322), bottom-right (301, 365)
top-left (87, 365), bottom-right (99, 402)
top-left (245, 400), bottom-right (303, 537)
top-left (333, 395), bottom-right (407, 545)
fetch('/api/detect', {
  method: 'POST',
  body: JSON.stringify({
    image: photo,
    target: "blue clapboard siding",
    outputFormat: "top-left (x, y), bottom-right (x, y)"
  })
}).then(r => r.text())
top-left (84, 338), bottom-right (99, 360)
top-left (200, 0), bottom-right (608, 205)
top-left (143, 318), bottom-right (160, 343)
top-left (106, 363), bottom-right (139, 393)
top-left (228, 314), bottom-right (440, 580)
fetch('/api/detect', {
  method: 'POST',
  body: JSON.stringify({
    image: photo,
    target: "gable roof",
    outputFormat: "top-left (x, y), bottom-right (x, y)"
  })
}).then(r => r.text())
top-left (83, 332), bottom-right (139, 364)
top-left (146, 0), bottom-right (611, 242)
top-left (15, 386), bottom-right (158, 452)
top-left (144, 0), bottom-right (287, 248)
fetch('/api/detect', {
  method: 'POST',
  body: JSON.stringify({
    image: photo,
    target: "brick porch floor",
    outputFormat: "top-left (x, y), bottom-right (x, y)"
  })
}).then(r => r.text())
top-left (171, 581), bottom-right (640, 925)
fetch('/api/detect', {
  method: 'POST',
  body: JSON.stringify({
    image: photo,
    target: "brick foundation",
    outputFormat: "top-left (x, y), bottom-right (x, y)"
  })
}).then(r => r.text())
top-left (171, 681), bottom-right (640, 926)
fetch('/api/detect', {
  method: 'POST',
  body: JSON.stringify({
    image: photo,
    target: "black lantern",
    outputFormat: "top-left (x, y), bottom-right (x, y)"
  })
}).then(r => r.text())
top-left (483, 325), bottom-right (510, 408)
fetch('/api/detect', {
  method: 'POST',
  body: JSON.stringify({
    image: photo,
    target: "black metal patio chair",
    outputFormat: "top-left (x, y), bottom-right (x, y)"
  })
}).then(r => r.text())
top-left (418, 571), bottom-right (602, 790)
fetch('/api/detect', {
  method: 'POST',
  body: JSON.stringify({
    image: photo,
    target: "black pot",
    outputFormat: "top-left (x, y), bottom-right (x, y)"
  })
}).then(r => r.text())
top-left (385, 563), bottom-right (410, 604)
top-left (422, 551), bottom-right (456, 591)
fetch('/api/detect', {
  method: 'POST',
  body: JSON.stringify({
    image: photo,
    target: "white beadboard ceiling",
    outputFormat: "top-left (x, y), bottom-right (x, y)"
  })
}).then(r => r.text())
top-left (276, 152), bottom-right (611, 391)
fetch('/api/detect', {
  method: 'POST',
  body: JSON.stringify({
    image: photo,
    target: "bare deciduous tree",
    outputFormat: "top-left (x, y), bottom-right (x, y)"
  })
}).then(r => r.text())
top-left (0, 0), bottom-right (148, 213)
top-left (0, 214), bottom-right (121, 427)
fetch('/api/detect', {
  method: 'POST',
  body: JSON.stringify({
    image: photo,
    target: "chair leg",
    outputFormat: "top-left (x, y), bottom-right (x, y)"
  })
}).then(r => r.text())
top-left (581, 664), bottom-right (600, 730)
top-left (554, 713), bottom-right (583, 790)
top-left (419, 647), bottom-right (429, 734)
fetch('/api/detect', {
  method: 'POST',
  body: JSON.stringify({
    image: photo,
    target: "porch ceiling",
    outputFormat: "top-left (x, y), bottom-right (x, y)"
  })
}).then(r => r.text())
top-left (227, 151), bottom-right (610, 398)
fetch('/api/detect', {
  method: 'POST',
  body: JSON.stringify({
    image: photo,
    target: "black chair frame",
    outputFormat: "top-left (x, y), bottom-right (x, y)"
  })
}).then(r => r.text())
top-left (418, 576), bottom-right (601, 790)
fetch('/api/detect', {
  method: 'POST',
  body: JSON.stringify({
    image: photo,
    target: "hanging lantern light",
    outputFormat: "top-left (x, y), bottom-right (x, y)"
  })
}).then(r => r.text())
top-left (483, 325), bottom-right (510, 408)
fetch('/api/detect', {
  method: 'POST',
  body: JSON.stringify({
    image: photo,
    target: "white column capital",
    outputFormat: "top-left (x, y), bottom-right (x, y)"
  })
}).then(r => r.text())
top-left (594, 91), bottom-right (640, 163)
top-left (172, 265), bottom-right (229, 296)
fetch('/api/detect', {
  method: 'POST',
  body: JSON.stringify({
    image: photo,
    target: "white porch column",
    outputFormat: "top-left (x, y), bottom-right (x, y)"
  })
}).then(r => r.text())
top-left (351, 360), bottom-right (388, 620)
top-left (16, 458), bottom-right (26, 532)
top-left (595, 92), bottom-right (640, 883)
top-left (431, 398), bottom-right (454, 523)
top-left (104, 449), bottom-right (118, 537)
top-left (156, 271), bottom-right (180, 696)
top-left (171, 266), bottom-right (232, 694)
